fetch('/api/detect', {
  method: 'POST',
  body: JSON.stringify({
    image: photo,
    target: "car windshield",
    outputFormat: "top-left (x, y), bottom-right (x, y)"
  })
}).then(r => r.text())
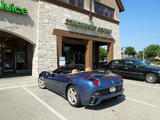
top-left (133, 60), bottom-right (147, 66)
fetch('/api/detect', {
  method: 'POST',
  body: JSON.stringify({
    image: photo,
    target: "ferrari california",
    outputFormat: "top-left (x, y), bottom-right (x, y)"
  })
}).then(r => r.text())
top-left (38, 64), bottom-right (124, 107)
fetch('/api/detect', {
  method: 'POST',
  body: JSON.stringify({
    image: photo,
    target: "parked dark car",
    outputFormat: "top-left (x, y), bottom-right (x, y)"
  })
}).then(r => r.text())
top-left (102, 59), bottom-right (160, 83)
top-left (38, 64), bottom-right (124, 107)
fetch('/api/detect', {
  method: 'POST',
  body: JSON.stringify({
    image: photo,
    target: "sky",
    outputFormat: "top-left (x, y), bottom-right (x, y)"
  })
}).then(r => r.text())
top-left (120, 0), bottom-right (160, 52)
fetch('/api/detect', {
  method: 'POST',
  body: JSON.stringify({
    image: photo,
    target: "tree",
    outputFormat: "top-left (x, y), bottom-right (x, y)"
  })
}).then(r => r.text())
top-left (145, 45), bottom-right (159, 58)
top-left (137, 51), bottom-right (143, 58)
top-left (125, 47), bottom-right (137, 57)
top-left (156, 46), bottom-right (160, 57)
top-left (99, 47), bottom-right (107, 62)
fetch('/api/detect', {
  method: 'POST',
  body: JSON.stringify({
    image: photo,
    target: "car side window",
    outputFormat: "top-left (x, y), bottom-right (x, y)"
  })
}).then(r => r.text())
top-left (112, 61), bottom-right (123, 67)
top-left (124, 61), bottom-right (134, 67)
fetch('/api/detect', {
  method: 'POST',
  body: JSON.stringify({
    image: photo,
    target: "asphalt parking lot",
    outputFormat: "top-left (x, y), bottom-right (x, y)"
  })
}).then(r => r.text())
top-left (0, 76), bottom-right (160, 120)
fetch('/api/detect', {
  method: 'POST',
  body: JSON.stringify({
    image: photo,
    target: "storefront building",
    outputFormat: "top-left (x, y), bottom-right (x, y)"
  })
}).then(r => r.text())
top-left (0, 0), bottom-right (124, 77)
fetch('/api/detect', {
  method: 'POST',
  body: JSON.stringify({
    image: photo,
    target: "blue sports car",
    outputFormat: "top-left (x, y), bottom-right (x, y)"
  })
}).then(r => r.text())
top-left (38, 64), bottom-right (124, 107)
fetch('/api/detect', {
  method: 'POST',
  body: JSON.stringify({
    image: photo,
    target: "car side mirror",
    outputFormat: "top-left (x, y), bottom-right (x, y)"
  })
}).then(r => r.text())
top-left (49, 71), bottom-right (55, 77)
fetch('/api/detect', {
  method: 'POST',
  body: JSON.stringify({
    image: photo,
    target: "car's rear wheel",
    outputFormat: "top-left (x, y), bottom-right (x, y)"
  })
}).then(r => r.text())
top-left (38, 76), bottom-right (46, 89)
top-left (145, 73), bottom-right (157, 83)
top-left (67, 85), bottom-right (81, 107)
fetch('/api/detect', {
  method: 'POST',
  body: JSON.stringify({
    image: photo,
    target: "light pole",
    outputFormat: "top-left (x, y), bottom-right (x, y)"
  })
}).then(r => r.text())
top-left (143, 48), bottom-right (146, 60)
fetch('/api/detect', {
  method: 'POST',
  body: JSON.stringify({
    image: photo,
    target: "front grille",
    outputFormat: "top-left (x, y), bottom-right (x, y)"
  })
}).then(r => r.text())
top-left (98, 85), bottom-right (123, 96)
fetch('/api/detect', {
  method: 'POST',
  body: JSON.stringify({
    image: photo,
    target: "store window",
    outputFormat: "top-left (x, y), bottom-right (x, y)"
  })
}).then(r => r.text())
top-left (0, 31), bottom-right (33, 77)
top-left (78, 0), bottom-right (84, 8)
top-left (61, 0), bottom-right (84, 8)
top-left (70, 0), bottom-right (75, 5)
top-left (94, 1), bottom-right (114, 19)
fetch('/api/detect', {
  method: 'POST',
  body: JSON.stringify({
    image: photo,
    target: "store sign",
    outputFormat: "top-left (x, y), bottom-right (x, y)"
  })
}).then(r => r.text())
top-left (0, 1), bottom-right (28, 15)
top-left (65, 19), bottom-right (112, 34)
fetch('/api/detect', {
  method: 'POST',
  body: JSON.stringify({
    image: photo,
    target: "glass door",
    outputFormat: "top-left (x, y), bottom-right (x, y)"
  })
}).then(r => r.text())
top-left (63, 44), bottom-right (86, 65)
top-left (2, 48), bottom-right (15, 73)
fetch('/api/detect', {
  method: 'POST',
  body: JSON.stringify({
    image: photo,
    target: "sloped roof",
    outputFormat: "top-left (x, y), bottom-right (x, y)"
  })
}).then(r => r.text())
top-left (116, 0), bottom-right (125, 12)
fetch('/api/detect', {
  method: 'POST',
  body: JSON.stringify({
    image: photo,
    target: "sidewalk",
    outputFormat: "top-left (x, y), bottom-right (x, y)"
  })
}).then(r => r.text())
top-left (0, 76), bottom-right (37, 90)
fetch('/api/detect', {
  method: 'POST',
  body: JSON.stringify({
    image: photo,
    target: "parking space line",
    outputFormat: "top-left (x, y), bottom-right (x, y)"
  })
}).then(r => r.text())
top-left (124, 80), bottom-right (160, 90)
top-left (22, 87), bottom-right (68, 120)
top-left (126, 97), bottom-right (157, 108)
top-left (0, 81), bottom-right (36, 87)
top-left (0, 84), bottom-right (37, 91)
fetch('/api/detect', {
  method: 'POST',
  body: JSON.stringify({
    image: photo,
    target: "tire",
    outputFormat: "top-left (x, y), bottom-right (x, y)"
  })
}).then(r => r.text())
top-left (67, 85), bottom-right (81, 107)
top-left (38, 76), bottom-right (46, 89)
top-left (145, 73), bottom-right (157, 83)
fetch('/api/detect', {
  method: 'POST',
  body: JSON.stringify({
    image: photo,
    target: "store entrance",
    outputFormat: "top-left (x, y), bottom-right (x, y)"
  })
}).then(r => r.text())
top-left (63, 44), bottom-right (86, 65)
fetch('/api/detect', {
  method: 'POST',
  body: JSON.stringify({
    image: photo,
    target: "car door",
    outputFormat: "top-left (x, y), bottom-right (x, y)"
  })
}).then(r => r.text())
top-left (46, 73), bottom-right (68, 94)
top-left (46, 67), bottom-right (66, 94)
top-left (110, 60), bottom-right (125, 76)
top-left (123, 60), bottom-right (142, 78)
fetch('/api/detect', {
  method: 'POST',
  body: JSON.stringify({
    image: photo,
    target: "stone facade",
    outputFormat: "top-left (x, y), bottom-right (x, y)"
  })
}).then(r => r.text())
top-left (0, 0), bottom-right (122, 77)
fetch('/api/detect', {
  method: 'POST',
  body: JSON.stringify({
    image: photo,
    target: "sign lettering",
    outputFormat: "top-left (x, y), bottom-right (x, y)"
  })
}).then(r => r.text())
top-left (0, 1), bottom-right (28, 15)
top-left (65, 19), bottom-right (112, 34)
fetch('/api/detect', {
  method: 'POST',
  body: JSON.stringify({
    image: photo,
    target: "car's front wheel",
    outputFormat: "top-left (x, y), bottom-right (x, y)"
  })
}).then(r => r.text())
top-left (38, 76), bottom-right (46, 89)
top-left (67, 85), bottom-right (81, 107)
top-left (145, 73), bottom-right (157, 83)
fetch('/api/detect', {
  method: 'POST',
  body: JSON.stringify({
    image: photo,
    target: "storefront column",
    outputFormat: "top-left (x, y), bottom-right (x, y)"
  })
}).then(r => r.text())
top-left (85, 40), bottom-right (93, 70)
top-left (57, 36), bottom-right (62, 66)
top-left (95, 44), bottom-right (99, 65)
top-left (108, 43), bottom-right (114, 63)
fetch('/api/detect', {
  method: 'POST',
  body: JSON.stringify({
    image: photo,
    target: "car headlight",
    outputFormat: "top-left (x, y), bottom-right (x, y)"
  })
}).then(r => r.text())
top-left (158, 71), bottom-right (160, 74)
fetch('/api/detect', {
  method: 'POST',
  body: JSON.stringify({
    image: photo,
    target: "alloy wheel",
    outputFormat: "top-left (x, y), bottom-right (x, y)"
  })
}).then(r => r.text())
top-left (145, 73), bottom-right (157, 83)
top-left (38, 77), bottom-right (46, 89)
top-left (67, 87), bottom-right (78, 105)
